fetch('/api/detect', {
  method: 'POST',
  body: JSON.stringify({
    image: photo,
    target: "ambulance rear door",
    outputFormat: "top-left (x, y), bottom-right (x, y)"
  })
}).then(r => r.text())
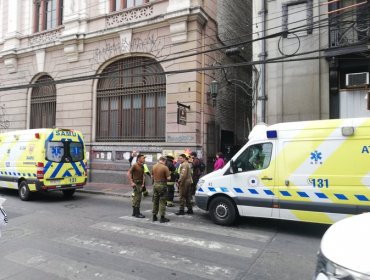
top-left (43, 131), bottom-right (86, 188)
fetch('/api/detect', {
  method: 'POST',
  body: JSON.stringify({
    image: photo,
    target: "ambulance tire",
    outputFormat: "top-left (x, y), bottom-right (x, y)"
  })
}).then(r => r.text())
top-left (18, 181), bottom-right (32, 201)
top-left (209, 196), bottom-right (237, 226)
top-left (62, 189), bottom-right (75, 199)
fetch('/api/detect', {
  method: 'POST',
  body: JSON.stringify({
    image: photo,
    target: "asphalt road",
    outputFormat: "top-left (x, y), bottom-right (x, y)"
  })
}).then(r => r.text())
top-left (0, 189), bottom-right (329, 280)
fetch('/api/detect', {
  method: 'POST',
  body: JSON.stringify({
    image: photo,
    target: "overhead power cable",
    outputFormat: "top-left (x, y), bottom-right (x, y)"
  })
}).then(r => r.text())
top-left (0, 5), bottom-right (368, 90)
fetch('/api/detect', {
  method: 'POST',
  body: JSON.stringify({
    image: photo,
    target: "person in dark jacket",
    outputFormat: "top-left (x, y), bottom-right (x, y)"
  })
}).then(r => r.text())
top-left (165, 154), bottom-right (177, 207)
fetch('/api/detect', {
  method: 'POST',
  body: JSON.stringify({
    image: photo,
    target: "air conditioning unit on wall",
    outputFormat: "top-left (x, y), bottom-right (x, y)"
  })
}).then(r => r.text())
top-left (346, 72), bottom-right (369, 88)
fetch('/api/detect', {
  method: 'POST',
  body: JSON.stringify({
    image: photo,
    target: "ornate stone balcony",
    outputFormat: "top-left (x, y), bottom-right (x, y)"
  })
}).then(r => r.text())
top-left (29, 28), bottom-right (63, 46)
top-left (105, 4), bottom-right (154, 28)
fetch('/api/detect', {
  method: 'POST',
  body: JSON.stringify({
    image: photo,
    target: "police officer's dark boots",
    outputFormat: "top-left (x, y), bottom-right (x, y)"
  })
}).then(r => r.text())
top-left (152, 215), bottom-right (158, 222)
top-left (160, 216), bottom-right (170, 223)
top-left (186, 209), bottom-right (194, 215)
top-left (175, 209), bottom-right (185, 215)
top-left (135, 208), bottom-right (145, 218)
top-left (132, 207), bottom-right (136, 216)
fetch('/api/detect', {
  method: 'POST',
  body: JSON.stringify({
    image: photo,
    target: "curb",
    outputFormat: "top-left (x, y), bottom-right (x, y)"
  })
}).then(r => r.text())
top-left (76, 189), bottom-right (132, 198)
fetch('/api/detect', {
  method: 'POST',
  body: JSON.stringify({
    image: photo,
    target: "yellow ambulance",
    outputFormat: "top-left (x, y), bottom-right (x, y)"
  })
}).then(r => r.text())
top-left (195, 118), bottom-right (370, 226)
top-left (0, 128), bottom-right (87, 200)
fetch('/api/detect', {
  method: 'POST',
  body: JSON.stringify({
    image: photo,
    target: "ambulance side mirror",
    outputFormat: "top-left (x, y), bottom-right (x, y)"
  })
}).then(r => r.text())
top-left (229, 160), bottom-right (237, 174)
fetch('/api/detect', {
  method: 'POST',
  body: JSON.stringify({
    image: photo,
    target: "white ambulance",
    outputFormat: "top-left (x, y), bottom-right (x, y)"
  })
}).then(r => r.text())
top-left (195, 118), bottom-right (370, 226)
top-left (0, 128), bottom-right (87, 200)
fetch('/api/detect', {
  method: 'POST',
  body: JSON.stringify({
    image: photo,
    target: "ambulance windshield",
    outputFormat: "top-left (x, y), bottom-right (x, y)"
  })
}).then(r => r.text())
top-left (46, 141), bottom-right (84, 162)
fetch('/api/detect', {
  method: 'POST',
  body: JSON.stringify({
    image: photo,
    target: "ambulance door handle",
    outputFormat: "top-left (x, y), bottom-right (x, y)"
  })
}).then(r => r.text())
top-left (261, 177), bottom-right (273, 181)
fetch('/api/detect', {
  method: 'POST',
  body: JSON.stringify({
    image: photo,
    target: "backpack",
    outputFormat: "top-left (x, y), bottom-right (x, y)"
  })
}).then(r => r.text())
top-left (199, 160), bottom-right (206, 173)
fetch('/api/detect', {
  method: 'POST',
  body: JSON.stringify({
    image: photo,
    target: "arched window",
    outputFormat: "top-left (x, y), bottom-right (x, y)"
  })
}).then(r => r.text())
top-left (96, 57), bottom-right (166, 142)
top-left (30, 75), bottom-right (56, 129)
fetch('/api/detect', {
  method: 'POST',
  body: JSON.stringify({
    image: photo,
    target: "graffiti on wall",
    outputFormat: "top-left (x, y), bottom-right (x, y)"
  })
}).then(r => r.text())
top-left (0, 104), bottom-right (10, 132)
top-left (89, 32), bottom-right (169, 69)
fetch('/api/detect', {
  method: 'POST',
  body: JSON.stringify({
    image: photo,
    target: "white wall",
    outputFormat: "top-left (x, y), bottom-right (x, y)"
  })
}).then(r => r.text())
top-left (340, 90), bottom-right (370, 118)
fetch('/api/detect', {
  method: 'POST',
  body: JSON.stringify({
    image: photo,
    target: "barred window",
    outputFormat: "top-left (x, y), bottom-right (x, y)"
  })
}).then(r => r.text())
top-left (96, 57), bottom-right (166, 142)
top-left (34, 0), bottom-right (63, 33)
top-left (110, 0), bottom-right (149, 12)
top-left (30, 75), bottom-right (56, 129)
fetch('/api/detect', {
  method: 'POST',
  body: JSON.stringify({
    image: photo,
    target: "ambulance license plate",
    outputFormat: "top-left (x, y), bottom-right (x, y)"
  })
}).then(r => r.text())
top-left (49, 179), bottom-right (62, 185)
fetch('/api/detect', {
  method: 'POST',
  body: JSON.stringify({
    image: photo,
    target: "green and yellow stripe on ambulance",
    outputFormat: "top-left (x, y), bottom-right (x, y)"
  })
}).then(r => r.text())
top-left (275, 119), bottom-right (370, 224)
top-left (277, 121), bottom-right (344, 223)
top-left (0, 133), bottom-right (31, 190)
top-left (272, 119), bottom-right (343, 224)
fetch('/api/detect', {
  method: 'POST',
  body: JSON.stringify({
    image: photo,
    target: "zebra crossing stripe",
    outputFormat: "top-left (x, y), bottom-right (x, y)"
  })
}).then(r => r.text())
top-left (56, 235), bottom-right (239, 280)
top-left (5, 248), bottom-right (146, 280)
top-left (119, 215), bottom-right (271, 243)
top-left (91, 222), bottom-right (258, 258)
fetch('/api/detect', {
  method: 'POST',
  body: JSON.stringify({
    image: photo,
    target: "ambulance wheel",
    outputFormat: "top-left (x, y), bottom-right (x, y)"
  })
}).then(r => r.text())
top-left (18, 181), bottom-right (32, 201)
top-left (209, 197), bottom-right (237, 226)
top-left (62, 189), bottom-right (75, 199)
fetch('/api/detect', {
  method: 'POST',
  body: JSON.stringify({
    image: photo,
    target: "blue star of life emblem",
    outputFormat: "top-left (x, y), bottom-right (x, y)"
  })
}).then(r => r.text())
top-left (310, 150), bottom-right (322, 164)
top-left (52, 146), bottom-right (62, 157)
top-left (72, 147), bottom-right (80, 156)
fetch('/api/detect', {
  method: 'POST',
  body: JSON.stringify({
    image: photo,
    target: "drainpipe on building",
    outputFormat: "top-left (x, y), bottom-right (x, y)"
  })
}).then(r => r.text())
top-left (201, 26), bottom-right (206, 157)
top-left (258, 0), bottom-right (267, 123)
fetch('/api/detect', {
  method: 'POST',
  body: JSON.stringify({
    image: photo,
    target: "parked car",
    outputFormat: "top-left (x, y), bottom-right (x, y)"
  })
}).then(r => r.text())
top-left (314, 212), bottom-right (370, 280)
top-left (0, 197), bottom-right (8, 237)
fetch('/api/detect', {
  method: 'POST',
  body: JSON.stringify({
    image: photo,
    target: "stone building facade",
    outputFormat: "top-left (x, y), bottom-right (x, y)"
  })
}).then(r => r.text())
top-left (0, 0), bottom-right (252, 182)
top-left (253, 0), bottom-right (369, 124)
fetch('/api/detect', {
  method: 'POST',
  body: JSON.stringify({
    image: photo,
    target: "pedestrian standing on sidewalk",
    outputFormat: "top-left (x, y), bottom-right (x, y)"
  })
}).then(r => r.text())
top-left (129, 150), bottom-right (138, 167)
top-left (127, 154), bottom-right (146, 218)
top-left (165, 154), bottom-right (176, 207)
top-left (152, 156), bottom-right (171, 223)
top-left (189, 151), bottom-right (202, 196)
top-left (175, 154), bottom-right (193, 215)
top-left (213, 152), bottom-right (225, 171)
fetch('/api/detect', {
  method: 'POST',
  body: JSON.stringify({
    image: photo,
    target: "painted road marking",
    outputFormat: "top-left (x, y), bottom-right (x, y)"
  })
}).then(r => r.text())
top-left (119, 215), bottom-right (271, 243)
top-left (5, 248), bottom-right (146, 280)
top-left (56, 235), bottom-right (240, 279)
top-left (91, 222), bottom-right (258, 258)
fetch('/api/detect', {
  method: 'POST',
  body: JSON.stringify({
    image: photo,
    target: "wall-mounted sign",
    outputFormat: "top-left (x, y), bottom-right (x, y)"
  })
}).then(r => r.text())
top-left (177, 102), bottom-right (190, 126)
top-left (177, 107), bottom-right (187, 125)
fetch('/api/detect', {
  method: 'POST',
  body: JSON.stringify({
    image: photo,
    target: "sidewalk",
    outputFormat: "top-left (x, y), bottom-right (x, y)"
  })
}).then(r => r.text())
top-left (77, 182), bottom-right (134, 198)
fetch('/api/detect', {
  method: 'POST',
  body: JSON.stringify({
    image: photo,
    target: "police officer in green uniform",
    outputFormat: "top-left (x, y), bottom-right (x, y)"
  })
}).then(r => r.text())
top-left (127, 154), bottom-right (146, 218)
top-left (175, 154), bottom-right (193, 215)
top-left (152, 156), bottom-right (171, 223)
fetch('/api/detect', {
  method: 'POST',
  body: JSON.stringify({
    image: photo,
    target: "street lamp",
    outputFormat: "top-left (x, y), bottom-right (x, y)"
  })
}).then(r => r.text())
top-left (210, 80), bottom-right (219, 107)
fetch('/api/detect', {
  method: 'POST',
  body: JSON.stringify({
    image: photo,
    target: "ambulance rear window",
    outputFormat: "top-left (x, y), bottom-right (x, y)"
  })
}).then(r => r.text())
top-left (70, 142), bottom-right (84, 162)
top-left (46, 141), bottom-right (84, 162)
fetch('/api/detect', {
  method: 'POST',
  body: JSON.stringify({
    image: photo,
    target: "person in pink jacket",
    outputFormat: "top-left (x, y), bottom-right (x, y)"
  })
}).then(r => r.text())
top-left (213, 152), bottom-right (225, 171)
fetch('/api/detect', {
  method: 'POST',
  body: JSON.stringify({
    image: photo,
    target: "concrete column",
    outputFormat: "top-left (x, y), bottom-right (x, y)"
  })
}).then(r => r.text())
top-left (62, 0), bottom-right (87, 62)
top-left (4, 0), bottom-right (21, 50)
top-left (63, 0), bottom-right (88, 35)
top-left (166, 0), bottom-right (191, 43)
top-left (0, 0), bottom-right (3, 42)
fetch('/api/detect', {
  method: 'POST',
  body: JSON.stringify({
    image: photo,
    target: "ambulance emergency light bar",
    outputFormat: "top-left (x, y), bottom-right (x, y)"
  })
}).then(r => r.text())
top-left (266, 127), bottom-right (354, 139)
